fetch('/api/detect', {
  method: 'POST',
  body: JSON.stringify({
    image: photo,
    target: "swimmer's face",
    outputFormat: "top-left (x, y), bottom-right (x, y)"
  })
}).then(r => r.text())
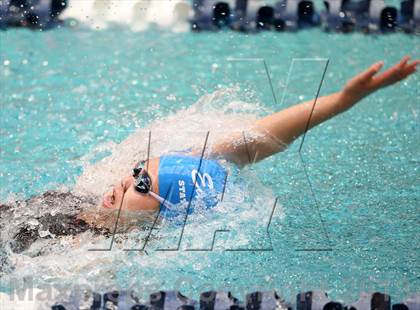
top-left (102, 175), bottom-right (159, 212)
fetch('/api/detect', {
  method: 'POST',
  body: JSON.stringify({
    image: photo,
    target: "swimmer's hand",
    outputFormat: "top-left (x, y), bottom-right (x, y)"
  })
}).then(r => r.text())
top-left (343, 56), bottom-right (419, 101)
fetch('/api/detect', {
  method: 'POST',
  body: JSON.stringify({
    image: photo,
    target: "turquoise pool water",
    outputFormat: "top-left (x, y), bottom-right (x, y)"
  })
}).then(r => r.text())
top-left (0, 26), bottom-right (419, 303)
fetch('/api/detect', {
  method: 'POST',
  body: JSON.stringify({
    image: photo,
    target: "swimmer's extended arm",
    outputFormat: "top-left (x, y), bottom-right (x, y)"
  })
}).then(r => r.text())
top-left (211, 56), bottom-right (419, 166)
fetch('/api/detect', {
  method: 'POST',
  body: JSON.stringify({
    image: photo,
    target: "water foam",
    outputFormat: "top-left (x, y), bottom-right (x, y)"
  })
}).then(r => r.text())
top-left (0, 88), bottom-right (283, 303)
top-left (61, 0), bottom-right (192, 32)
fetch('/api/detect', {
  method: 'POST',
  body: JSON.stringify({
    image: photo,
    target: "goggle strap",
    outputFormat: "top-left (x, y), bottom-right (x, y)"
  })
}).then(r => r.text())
top-left (149, 191), bottom-right (174, 210)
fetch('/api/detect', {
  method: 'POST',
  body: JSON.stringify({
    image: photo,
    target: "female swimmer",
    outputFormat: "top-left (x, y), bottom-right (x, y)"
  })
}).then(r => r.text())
top-left (101, 57), bottom-right (419, 219)
top-left (1, 57), bottom-right (418, 253)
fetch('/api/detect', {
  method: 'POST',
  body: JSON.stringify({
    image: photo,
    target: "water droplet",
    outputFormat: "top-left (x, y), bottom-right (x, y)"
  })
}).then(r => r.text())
top-left (38, 230), bottom-right (50, 238)
top-left (28, 219), bottom-right (39, 226)
top-left (166, 94), bottom-right (177, 101)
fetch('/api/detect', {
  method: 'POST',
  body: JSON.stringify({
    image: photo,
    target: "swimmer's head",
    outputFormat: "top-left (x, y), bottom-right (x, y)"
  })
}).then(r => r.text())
top-left (102, 175), bottom-right (160, 212)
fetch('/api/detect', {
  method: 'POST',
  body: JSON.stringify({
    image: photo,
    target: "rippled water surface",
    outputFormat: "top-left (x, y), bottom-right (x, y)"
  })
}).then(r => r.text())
top-left (0, 26), bottom-right (419, 304)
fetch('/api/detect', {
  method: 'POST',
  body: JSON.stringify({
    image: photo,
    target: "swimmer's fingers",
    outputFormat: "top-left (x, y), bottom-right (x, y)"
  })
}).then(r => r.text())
top-left (372, 57), bottom-right (419, 89)
top-left (357, 61), bottom-right (385, 82)
top-left (343, 57), bottom-right (418, 99)
top-left (343, 61), bottom-right (385, 96)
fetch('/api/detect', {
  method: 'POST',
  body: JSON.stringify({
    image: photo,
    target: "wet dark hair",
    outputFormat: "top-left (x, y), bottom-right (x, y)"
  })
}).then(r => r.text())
top-left (0, 191), bottom-right (109, 255)
top-left (0, 189), bottom-right (157, 259)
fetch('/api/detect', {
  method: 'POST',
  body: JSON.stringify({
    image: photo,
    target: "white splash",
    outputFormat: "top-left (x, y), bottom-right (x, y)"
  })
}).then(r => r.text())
top-left (74, 86), bottom-right (267, 198)
top-left (0, 88), bottom-right (283, 303)
top-left (61, 0), bottom-right (192, 32)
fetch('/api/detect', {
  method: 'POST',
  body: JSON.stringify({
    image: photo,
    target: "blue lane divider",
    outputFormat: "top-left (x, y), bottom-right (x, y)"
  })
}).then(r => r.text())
top-left (51, 290), bottom-right (420, 310)
top-left (1, 0), bottom-right (419, 33)
top-left (191, 0), bottom-right (420, 33)
top-left (0, 0), bottom-right (67, 29)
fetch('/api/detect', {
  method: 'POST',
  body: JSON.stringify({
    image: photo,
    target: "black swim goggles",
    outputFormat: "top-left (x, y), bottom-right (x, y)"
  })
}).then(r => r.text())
top-left (132, 161), bottom-right (152, 194)
top-left (131, 160), bottom-right (174, 209)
